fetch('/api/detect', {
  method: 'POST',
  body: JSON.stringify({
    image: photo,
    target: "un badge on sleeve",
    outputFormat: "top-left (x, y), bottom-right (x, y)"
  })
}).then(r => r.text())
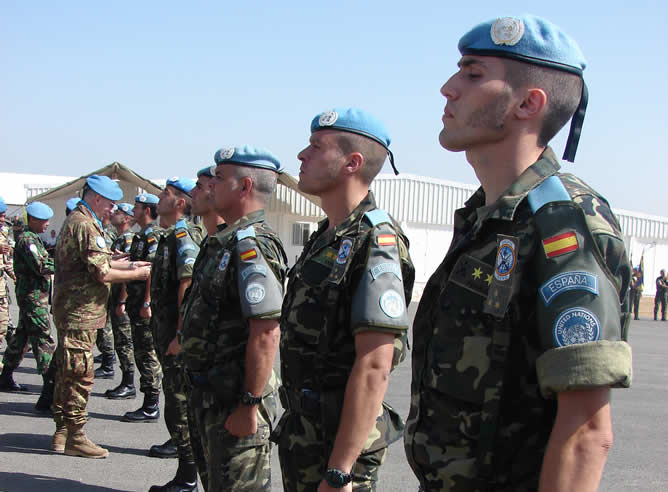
top-left (553, 307), bottom-right (601, 347)
top-left (96, 236), bottom-right (106, 249)
top-left (379, 289), bottom-right (405, 319)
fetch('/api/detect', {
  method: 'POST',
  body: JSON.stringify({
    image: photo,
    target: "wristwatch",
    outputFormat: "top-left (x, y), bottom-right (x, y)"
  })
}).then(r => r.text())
top-left (239, 392), bottom-right (262, 406)
top-left (143, 301), bottom-right (151, 308)
top-left (325, 468), bottom-right (352, 488)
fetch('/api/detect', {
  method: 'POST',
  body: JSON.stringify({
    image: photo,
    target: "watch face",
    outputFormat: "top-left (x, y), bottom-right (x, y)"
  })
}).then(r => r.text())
top-left (326, 469), bottom-right (351, 488)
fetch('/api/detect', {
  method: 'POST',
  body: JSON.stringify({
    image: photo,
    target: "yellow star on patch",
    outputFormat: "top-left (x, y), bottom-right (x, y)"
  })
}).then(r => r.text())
top-left (325, 250), bottom-right (335, 259)
top-left (472, 267), bottom-right (482, 279)
top-left (485, 274), bottom-right (493, 285)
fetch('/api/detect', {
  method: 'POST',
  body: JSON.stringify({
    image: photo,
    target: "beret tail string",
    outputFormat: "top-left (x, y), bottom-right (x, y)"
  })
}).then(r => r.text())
top-left (562, 81), bottom-right (588, 163)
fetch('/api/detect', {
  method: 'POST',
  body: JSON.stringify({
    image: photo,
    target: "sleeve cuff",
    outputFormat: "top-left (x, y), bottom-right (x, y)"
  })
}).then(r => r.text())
top-left (537, 340), bottom-right (632, 398)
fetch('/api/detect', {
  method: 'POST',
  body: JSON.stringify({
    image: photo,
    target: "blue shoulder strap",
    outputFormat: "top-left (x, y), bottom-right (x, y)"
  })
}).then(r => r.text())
top-left (145, 226), bottom-right (153, 235)
top-left (364, 209), bottom-right (392, 227)
top-left (527, 175), bottom-right (571, 213)
top-left (236, 225), bottom-right (256, 241)
top-left (175, 218), bottom-right (187, 230)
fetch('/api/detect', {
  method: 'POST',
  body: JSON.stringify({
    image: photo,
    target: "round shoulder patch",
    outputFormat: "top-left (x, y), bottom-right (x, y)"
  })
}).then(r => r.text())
top-left (96, 236), bottom-right (106, 249)
top-left (379, 289), bottom-right (405, 319)
top-left (494, 238), bottom-right (516, 281)
top-left (490, 17), bottom-right (525, 46)
top-left (553, 307), bottom-right (601, 347)
top-left (318, 110), bottom-right (338, 127)
top-left (29, 243), bottom-right (38, 254)
top-left (245, 282), bottom-right (266, 305)
top-left (219, 147), bottom-right (235, 160)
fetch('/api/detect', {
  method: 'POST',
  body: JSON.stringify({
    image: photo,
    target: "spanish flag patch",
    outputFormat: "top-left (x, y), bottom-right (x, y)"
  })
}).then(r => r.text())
top-left (147, 237), bottom-right (155, 244)
top-left (542, 232), bottom-right (578, 259)
top-left (240, 248), bottom-right (257, 261)
top-left (175, 230), bottom-right (187, 239)
top-left (377, 234), bottom-right (396, 246)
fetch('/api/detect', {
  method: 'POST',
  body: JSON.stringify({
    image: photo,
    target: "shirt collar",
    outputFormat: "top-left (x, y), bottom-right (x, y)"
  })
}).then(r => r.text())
top-left (210, 209), bottom-right (265, 245)
top-left (79, 200), bottom-right (103, 229)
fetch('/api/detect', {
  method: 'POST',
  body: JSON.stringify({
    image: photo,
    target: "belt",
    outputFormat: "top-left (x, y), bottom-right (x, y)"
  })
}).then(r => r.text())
top-left (279, 386), bottom-right (322, 417)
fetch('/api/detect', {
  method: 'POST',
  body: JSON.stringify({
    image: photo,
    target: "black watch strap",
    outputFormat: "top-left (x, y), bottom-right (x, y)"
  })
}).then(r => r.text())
top-left (325, 468), bottom-right (352, 488)
top-left (240, 391), bottom-right (262, 406)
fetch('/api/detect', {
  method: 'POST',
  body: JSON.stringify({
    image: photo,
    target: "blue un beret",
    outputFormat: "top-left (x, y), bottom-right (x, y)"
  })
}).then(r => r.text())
top-left (135, 193), bottom-right (159, 205)
top-left (86, 175), bottom-right (123, 201)
top-left (310, 107), bottom-right (398, 175)
top-left (458, 15), bottom-right (588, 162)
top-left (458, 15), bottom-right (586, 75)
top-left (26, 202), bottom-right (54, 220)
top-left (0, 197), bottom-right (6, 214)
top-left (116, 203), bottom-right (134, 216)
top-left (66, 197), bottom-right (81, 212)
top-left (197, 166), bottom-right (216, 178)
top-left (214, 146), bottom-right (281, 173)
top-left (166, 176), bottom-right (196, 195)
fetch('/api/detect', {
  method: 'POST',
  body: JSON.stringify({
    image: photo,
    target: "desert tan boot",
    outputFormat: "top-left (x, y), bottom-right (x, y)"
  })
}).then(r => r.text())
top-left (51, 424), bottom-right (67, 453)
top-left (64, 425), bottom-right (109, 459)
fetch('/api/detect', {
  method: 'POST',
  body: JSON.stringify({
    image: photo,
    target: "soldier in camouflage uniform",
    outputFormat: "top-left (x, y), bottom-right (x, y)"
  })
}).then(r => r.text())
top-left (148, 177), bottom-right (203, 491)
top-left (93, 214), bottom-right (119, 378)
top-left (180, 146), bottom-right (287, 491)
top-left (0, 197), bottom-right (16, 355)
top-left (404, 15), bottom-right (633, 491)
top-left (104, 203), bottom-right (138, 398)
top-left (51, 175), bottom-right (151, 459)
top-left (121, 193), bottom-right (164, 422)
top-left (272, 108), bottom-right (414, 492)
top-left (0, 202), bottom-right (55, 395)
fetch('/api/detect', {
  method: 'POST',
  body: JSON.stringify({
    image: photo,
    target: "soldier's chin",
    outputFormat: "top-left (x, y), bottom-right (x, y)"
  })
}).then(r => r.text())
top-left (438, 130), bottom-right (464, 152)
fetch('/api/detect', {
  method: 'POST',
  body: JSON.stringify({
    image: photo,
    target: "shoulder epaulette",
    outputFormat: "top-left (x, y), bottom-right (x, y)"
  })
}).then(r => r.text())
top-left (527, 175), bottom-right (571, 214)
top-left (236, 225), bottom-right (256, 241)
top-left (175, 219), bottom-right (187, 230)
top-left (145, 226), bottom-right (153, 235)
top-left (364, 209), bottom-right (392, 227)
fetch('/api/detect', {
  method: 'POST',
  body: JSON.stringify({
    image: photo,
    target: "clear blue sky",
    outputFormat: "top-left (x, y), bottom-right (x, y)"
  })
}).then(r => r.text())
top-left (2, 1), bottom-right (666, 215)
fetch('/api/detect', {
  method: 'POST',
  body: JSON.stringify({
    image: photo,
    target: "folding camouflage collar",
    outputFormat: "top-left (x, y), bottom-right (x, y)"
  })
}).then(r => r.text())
top-left (465, 147), bottom-right (562, 222)
top-left (211, 209), bottom-right (265, 244)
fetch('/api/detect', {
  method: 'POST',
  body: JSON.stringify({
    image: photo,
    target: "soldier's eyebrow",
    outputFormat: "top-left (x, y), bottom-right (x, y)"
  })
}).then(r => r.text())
top-left (458, 57), bottom-right (487, 69)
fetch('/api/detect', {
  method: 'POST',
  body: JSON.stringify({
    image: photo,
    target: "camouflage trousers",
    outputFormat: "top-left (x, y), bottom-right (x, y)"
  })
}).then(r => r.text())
top-left (96, 309), bottom-right (114, 357)
top-left (111, 307), bottom-right (134, 372)
top-left (274, 413), bottom-right (387, 492)
top-left (187, 390), bottom-right (273, 491)
top-left (128, 312), bottom-right (162, 393)
top-left (158, 354), bottom-right (193, 461)
top-left (2, 301), bottom-right (55, 375)
top-left (0, 295), bottom-right (8, 348)
top-left (52, 329), bottom-right (96, 426)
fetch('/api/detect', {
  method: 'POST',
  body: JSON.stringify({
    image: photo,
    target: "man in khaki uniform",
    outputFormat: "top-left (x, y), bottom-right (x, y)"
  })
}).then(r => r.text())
top-left (51, 175), bottom-right (151, 459)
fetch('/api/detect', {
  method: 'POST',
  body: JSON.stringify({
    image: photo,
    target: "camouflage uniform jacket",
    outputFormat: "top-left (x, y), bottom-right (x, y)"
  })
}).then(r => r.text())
top-left (405, 147), bottom-right (632, 491)
top-left (150, 218), bottom-right (203, 353)
top-left (53, 203), bottom-right (112, 331)
top-left (180, 210), bottom-right (286, 407)
top-left (0, 224), bottom-right (15, 298)
top-left (126, 222), bottom-right (162, 310)
top-left (275, 192), bottom-right (415, 453)
top-left (14, 229), bottom-right (54, 307)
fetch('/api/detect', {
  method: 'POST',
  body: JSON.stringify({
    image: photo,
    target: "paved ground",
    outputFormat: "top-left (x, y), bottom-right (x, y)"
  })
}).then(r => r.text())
top-left (1, 298), bottom-right (667, 491)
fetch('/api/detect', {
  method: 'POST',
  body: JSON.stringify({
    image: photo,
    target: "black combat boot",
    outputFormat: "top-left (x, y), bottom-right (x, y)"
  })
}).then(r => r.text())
top-left (94, 352), bottom-right (115, 379)
top-left (35, 375), bottom-right (55, 411)
top-left (105, 370), bottom-right (136, 399)
top-left (122, 390), bottom-right (160, 422)
top-left (148, 458), bottom-right (198, 491)
top-left (94, 352), bottom-right (117, 364)
top-left (149, 438), bottom-right (178, 458)
top-left (0, 365), bottom-right (26, 392)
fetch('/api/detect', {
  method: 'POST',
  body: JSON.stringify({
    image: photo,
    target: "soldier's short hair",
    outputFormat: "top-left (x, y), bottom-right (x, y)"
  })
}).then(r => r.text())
top-left (335, 133), bottom-right (388, 184)
top-left (170, 187), bottom-right (192, 216)
top-left (502, 59), bottom-right (583, 147)
top-left (230, 165), bottom-right (277, 205)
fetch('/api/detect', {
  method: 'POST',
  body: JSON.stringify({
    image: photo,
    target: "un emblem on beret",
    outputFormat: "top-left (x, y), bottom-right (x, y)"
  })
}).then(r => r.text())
top-left (318, 110), bottom-right (338, 127)
top-left (219, 147), bottom-right (235, 160)
top-left (209, 165), bottom-right (216, 176)
top-left (170, 176), bottom-right (179, 182)
top-left (138, 195), bottom-right (147, 203)
top-left (491, 17), bottom-right (524, 46)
